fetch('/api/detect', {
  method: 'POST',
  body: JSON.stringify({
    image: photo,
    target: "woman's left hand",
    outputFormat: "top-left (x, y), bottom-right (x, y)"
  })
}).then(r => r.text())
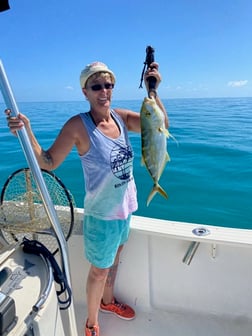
top-left (144, 62), bottom-right (162, 91)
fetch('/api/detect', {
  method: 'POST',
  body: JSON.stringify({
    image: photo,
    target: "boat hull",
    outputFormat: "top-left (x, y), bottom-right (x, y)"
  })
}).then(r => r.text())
top-left (63, 210), bottom-right (252, 335)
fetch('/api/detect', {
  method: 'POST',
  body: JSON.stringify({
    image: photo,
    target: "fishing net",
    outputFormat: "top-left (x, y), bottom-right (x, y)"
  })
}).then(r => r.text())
top-left (0, 168), bottom-right (75, 254)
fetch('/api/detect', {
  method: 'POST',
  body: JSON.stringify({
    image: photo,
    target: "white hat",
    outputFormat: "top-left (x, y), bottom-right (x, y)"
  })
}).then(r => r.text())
top-left (80, 61), bottom-right (116, 88)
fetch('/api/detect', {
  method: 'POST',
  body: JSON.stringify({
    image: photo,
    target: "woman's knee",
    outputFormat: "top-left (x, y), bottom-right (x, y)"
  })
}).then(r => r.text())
top-left (89, 265), bottom-right (109, 281)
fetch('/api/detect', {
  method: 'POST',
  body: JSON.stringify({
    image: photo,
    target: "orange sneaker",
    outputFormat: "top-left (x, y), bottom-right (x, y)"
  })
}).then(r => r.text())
top-left (100, 298), bottom-right (135, 320)
top-left (85, 320), bottom-right (99, 336)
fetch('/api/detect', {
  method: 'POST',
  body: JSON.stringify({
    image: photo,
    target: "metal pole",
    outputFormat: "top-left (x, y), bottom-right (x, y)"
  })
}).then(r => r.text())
top-left (0, 60), bottom-right (78, 336)
top-left (182, 241), bottom-right (200, 265)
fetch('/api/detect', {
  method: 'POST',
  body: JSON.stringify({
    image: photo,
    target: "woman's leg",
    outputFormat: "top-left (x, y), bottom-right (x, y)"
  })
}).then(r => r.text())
top-left (86, 265), bottom-right (109, 327)
top-left (102, 245), bottom-right (124, 304)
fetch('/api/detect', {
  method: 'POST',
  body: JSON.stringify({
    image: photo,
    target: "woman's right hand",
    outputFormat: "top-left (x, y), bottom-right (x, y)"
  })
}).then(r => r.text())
top-left (5, 110), bottom-right (30, 135)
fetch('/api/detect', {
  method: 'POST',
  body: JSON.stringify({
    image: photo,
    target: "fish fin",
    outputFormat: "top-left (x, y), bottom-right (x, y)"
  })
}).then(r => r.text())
top-left (166, 152), bottom-right (171, 162)
top-left (164, 129), bottom-right (170, 137)
top-left (147, 183), bottom-right (168, 206)
top-left (166, 130), bottom-right (179, 146)
top-left (158, 128), bottom-right (171, 138)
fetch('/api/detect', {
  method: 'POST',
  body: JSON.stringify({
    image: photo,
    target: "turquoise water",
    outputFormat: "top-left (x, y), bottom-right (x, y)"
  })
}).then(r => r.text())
top-left (0, 98), bottom-right (251, 229)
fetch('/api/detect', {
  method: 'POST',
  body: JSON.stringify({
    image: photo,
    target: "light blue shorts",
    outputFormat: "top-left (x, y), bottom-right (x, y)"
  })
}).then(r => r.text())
top-left (83, 215), bottom-right (131, 269)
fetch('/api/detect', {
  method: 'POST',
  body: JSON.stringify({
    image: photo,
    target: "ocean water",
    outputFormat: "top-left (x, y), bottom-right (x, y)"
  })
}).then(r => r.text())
top-left (0, 98), bottom-right (251, 229)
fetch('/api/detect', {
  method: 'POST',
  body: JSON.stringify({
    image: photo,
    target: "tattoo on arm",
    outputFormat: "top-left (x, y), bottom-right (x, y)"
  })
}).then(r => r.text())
top-left (42, 149), bottom-right (53, 166)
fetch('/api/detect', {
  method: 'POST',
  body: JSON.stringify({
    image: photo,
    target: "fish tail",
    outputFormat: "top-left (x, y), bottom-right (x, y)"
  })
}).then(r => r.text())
top-left (147, 183), bottom-right (168, 206)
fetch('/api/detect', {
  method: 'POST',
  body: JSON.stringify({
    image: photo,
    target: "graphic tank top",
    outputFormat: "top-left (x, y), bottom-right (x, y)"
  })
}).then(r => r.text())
top-left (79, 110), bottom-right (138, 220)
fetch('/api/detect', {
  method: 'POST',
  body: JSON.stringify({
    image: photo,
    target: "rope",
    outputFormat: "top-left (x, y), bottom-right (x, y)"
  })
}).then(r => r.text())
top-left (22, 237), bottom-right (72, 310)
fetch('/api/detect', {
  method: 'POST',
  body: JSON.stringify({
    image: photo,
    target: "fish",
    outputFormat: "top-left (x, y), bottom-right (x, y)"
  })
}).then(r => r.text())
top-left (140, 96), bottom-right (171, 206)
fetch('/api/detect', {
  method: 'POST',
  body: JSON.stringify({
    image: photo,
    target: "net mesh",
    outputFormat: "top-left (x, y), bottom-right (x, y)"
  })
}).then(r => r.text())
top-left (0, 169), bottom-right (75, 252)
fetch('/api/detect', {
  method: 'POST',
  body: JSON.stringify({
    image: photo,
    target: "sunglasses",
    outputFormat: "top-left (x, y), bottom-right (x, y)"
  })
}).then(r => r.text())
top-left (89, 83), bottom-right (114, 91)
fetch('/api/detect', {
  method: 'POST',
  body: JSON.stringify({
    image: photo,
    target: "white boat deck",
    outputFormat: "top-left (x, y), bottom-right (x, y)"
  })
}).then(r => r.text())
top-left (69, 303), bottom-right (252, 336)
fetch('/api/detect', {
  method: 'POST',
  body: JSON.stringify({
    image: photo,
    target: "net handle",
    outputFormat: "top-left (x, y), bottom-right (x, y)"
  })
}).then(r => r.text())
top-left (0, 60), bottom-right (78, 336)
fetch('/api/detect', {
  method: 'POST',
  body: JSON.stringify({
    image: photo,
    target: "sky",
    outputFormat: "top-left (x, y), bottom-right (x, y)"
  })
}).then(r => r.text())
top-left (0, 0), bottom-right (252, 102)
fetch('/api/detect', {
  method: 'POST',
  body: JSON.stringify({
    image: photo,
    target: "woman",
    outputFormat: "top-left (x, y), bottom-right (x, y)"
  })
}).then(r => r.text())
top-left (7, 61), bottom-right (169, 336)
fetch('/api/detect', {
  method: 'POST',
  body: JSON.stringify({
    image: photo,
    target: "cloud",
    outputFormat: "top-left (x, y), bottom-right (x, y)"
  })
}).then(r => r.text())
top-left (227, 80), bottom-right (248, 88)
top-left (65, 85), bottom-right (74, 91)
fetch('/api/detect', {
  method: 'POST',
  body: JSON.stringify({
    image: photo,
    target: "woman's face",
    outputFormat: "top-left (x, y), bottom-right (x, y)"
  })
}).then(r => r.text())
top-left (83, 73), bottom-right (114, 109)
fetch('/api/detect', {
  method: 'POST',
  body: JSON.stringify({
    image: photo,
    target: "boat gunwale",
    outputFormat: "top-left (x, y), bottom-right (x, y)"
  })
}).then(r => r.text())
top-left (71, 207), bottom-right (252, 248)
